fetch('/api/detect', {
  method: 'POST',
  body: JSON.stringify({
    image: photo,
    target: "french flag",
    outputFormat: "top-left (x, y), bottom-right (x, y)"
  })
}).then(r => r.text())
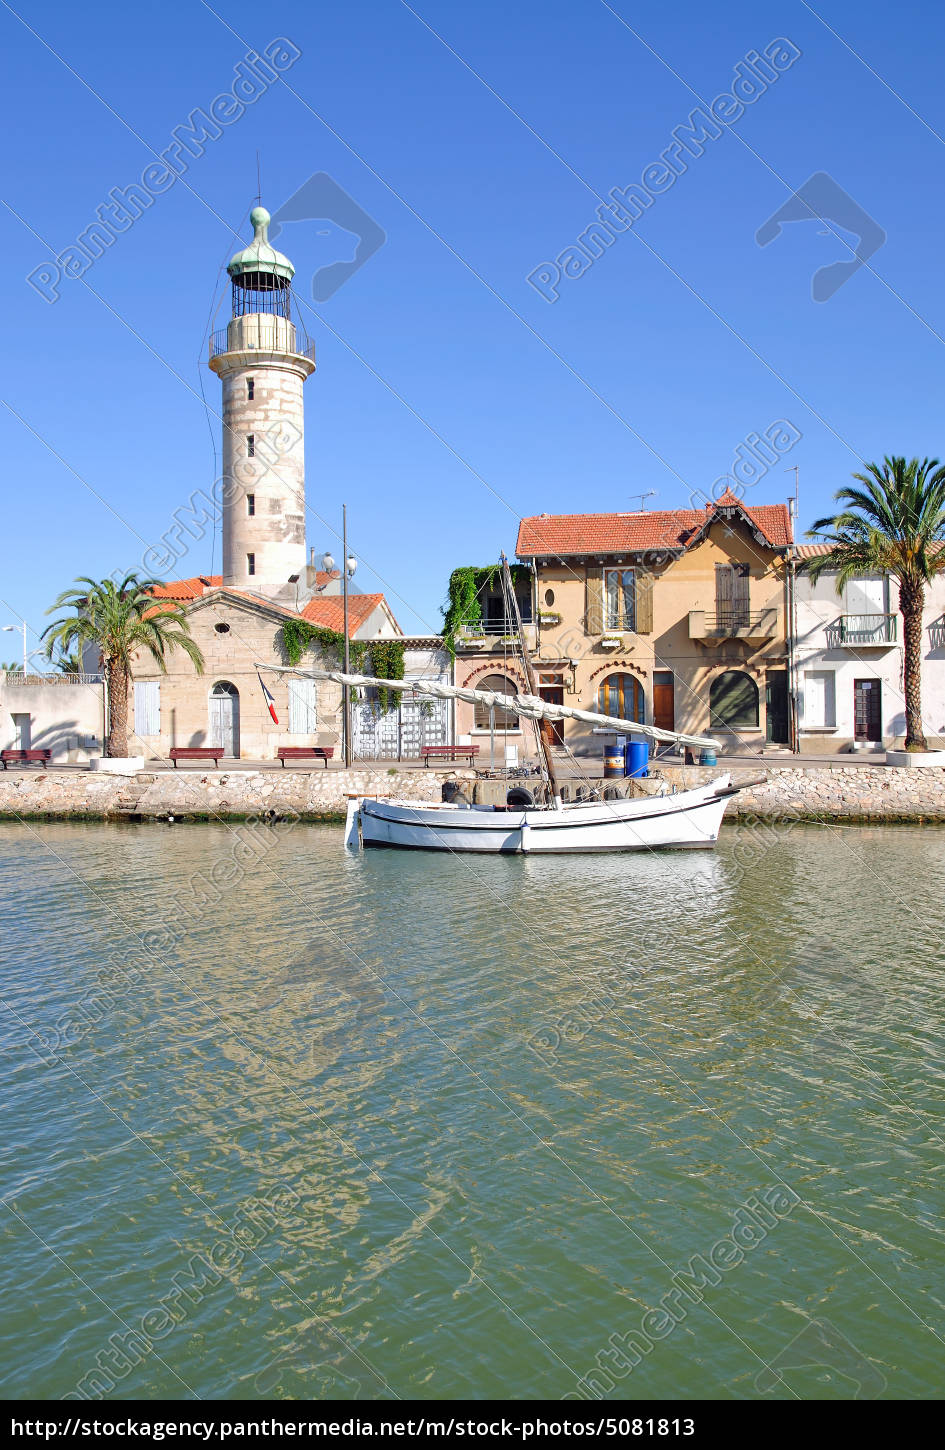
top-left (257, 671), bottom-right (279, 724)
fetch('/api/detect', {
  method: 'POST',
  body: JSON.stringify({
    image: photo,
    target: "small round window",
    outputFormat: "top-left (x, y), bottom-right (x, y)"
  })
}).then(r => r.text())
top-left (544, 588), bottom-right (555, 607)
top-left (214, 623), bottom-right (230, 634)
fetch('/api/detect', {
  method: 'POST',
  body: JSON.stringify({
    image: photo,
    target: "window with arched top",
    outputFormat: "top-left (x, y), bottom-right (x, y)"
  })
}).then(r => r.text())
top-left (597, 673), bottom-right (644, 723)
top-left (474, 674), bottom-right (519, 729)
top-left (710, 671), bottom-right (759, 729)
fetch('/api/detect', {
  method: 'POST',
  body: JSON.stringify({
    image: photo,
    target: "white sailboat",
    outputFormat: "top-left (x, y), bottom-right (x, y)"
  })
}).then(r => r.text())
top-left (256, 563), bottom-right (752, 854)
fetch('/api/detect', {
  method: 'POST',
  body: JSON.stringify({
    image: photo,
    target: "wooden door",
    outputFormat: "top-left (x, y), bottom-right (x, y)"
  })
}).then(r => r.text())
top-left (854, 679), bottom-right (882, 742)
top-left (765, 671), bottom-right (789, 744)
top-left (652, 672), bottom-right (675, 732)
top-left (538, 685), bottom-right (565, 746)
top-left (209, 684), bottom-right (240, 757)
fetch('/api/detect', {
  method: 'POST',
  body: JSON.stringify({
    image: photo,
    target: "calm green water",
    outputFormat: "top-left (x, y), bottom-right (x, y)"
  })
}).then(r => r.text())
top-left (0, 819), bottom-right (943, 1401)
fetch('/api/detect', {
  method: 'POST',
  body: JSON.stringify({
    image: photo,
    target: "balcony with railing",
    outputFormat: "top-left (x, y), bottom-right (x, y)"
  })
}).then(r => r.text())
top-left (689, 606), bottom-right (779, 644)
top-left (209, 323), bottom-right (316, 365)
top-left (454, 615), bottom-right (535, 650)
top-left (826, 613), bottom-right (897, 647)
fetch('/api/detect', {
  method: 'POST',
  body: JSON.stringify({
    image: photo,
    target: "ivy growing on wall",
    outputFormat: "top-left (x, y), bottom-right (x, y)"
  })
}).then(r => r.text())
top-left (279, 620), bottom-right (404, 713)
top-left (280, 620), bottom-right (369, 670)
top-left (442, 564), bottom-right (531, 660)
top-left (370, 638), bottom-right (406, 714)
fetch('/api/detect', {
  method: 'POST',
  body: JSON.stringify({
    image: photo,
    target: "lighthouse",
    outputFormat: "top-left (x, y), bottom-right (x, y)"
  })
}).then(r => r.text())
top-left (209, 206), bottom-right (316, 599)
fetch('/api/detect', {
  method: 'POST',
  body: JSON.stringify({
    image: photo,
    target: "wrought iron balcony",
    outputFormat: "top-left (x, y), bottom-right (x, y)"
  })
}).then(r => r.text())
top-left (689, 607), bottom-right (779, 643)
top-left (830, 613), bottom-right (897, 647)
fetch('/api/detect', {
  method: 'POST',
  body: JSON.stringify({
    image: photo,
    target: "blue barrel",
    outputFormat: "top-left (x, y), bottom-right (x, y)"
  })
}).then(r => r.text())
top-left (700, 746), bottom-right (717, 767)
top-left (603, 736), bottom-right (627, 778)
top-left (625, 740), bottom-right (649, 778)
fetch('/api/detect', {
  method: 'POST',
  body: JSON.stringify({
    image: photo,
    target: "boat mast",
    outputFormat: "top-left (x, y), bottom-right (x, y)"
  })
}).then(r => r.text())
top-left (500, 553), bottom-right (560, 800)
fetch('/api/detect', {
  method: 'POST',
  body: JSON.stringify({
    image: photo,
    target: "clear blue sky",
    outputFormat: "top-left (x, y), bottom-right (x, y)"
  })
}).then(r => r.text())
top-left (3, 0), bottom-right (944, 655)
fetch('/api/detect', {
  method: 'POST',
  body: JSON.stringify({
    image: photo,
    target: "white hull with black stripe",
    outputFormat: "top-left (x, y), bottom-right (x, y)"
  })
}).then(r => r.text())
top-left (347, 776), bottom-right (734, 854)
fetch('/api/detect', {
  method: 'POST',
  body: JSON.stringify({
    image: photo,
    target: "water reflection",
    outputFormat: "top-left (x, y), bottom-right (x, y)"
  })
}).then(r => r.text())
top-left (0, 821), bottom-right (942, 1400)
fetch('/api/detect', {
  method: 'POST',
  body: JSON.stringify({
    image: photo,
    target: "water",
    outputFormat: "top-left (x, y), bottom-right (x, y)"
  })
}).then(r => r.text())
top-left (0, 819), bottom-right (943, 1401)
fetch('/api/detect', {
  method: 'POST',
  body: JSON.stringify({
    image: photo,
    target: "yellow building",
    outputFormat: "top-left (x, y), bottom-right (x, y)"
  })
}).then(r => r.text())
top-left (514, 490), bottom-right (793, 757)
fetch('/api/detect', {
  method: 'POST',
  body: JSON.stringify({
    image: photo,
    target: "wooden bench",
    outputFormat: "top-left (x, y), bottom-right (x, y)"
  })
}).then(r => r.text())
top-left (420, 744), bottom-right (480, 767)
top-left (276, 746), bottom-right (334, 768)
top-left (169, 747), bottom-right (225, 768)
top-left (1, 748), bottom-right (52, 770)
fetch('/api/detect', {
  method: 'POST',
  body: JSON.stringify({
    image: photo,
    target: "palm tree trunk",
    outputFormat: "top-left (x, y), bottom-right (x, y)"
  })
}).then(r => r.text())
top-left (106, 657), bottom-right (130, 757)
top-left (900, 579), bottom-right (926, 750)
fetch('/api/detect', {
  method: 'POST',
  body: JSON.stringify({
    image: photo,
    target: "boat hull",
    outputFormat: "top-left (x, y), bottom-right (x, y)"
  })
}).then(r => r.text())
top-left (352, 777), bottom-right (732, 854)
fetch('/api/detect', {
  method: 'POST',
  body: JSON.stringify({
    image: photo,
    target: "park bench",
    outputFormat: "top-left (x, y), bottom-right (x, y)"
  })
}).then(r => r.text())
top-left (169, 747), bottom-right (225, 768)
top-left (276, 746), bottom-right (334, 768)
top-left (1, 748), bottom-right (52, 770)
top-left (420, 744), bottom-right (480, 767)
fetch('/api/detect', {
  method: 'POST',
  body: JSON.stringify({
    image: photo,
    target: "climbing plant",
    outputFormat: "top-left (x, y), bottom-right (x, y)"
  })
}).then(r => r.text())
top-left (441, 564), bottom-right (531, 660)
top-left (370, 638), bottom-right (405, 713)
top-left (280, 619), bottom-right (366, 671)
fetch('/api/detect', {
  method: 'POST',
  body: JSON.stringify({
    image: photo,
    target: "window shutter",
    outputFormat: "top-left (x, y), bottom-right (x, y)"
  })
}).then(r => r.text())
top-left (635, 572), bottom-right (653, 633)
top-left (288, 678), bottom-right (317, 734)
top-left (585, 570), bottom-right (603, 635)
top-left (734, 563), bottom-right (750, 622)
top-left (134, 681), bottom-right (160, 736)
top-left (715, 564), bottom-right (733, 629)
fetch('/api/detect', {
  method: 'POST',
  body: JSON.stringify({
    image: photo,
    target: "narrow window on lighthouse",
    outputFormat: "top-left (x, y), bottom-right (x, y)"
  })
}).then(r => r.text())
top-left (247, 494), bottom-right (255, 516)
top-left (247, 553), bottom-right (256, 576)
top-left (246, 378), bottom-right (254, 400)
top-left (247, 434), bottom-right (255, 457)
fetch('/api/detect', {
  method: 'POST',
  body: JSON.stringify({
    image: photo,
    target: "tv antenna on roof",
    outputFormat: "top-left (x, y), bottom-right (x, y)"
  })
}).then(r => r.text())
top-left (629, 491), bottom-right (657, 511)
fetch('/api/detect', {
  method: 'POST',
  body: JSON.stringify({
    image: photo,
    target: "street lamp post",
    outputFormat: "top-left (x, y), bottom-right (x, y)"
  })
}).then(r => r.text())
top-left (322, 508), bottom-right (357, 767)
top-left (2, 622), bottom-right (28, 674)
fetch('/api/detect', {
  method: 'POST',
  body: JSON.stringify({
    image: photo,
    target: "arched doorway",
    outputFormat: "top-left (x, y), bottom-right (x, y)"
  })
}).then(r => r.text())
top-left (597, 672), bottom-right (645, 724)
top-left (209, 681), bottom-right (240, 757)
top-left (710, 671), bottom-right (759, 730)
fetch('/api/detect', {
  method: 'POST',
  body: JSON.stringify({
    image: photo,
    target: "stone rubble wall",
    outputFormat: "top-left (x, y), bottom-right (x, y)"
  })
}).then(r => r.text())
top-left (2, 764), bottom-right (945, 824)
top-left (0, 767), bottom-right (475, 823)
top-left (654, 764), bottom-right (945, 823)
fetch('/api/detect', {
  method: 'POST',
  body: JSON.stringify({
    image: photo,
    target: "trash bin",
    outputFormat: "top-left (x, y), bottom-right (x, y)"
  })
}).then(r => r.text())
top-left (625, 740), bottom-right (649, 778)
top-left (603, 737), bottom-right (626, 778)
top-left (700, 746), bottom-right (717, 767)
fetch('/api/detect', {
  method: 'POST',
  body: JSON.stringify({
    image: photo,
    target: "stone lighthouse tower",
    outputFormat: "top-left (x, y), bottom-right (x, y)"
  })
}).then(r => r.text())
top-left (209, 206), bottom-right (316, 599)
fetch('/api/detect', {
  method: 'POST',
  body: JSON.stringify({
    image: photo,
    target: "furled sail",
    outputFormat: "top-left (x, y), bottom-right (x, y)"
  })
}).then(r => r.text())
top-left (255, 664), bottom-right (716, 749)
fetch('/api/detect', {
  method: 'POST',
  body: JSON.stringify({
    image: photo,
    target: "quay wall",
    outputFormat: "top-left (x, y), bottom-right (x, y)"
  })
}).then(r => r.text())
top-left (1, 764), bottom-right (945, 824)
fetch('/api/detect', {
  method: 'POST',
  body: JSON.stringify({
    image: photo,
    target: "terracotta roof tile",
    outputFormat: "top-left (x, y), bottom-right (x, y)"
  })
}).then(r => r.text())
top-left (149, 575), bottom-right (222, 599)
top-left (301, 593), bottom-right (389, 637)
top-left (516, 499), bottom-right (792, 557)
top-left (149, 579), bottom-right (395, 638)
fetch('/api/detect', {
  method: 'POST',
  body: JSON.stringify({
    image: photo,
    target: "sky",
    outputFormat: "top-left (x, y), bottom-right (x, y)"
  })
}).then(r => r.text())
top-left (3, 0), bottom-right (945, 658)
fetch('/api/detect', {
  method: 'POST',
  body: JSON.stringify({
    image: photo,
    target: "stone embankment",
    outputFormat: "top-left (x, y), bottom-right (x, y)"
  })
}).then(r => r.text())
top-left (657, 763), bottom-right (945, 824)
top-left (1, 763), bottom-right (945, 825)
top-left (0, 767), bottom-right (474, 823)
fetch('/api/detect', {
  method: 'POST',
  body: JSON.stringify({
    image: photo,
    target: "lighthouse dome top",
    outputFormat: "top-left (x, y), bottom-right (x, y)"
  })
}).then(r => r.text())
top-left (227, 205), bottom-right (295, 284)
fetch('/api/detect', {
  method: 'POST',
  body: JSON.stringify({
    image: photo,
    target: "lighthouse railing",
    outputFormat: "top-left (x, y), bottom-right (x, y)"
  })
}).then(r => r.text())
top-left (209, 326), bottom-right (316, 365)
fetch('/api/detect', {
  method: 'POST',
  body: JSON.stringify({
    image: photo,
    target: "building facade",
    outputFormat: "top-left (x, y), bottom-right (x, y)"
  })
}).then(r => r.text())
top-left (130, 577), bottom-right (402, 762)
top-left (513, 490), bottom-right (793, 758)
top-left (794, 547), bottom-right (945, 752)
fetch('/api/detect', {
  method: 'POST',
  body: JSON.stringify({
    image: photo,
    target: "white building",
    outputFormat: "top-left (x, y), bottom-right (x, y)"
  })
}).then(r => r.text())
top-left (794, 545), bottom-right (945, 751)
top-left (0, 672), bottom-right (104, 763)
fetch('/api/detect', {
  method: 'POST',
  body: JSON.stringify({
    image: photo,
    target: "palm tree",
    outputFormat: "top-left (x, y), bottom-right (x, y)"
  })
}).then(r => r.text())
top-left (43, 573), bottom-right (204, 757)
top-left (50, 648), bottom-right (83, 674)
top-left (807, 456), bottom-right (945, 750)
